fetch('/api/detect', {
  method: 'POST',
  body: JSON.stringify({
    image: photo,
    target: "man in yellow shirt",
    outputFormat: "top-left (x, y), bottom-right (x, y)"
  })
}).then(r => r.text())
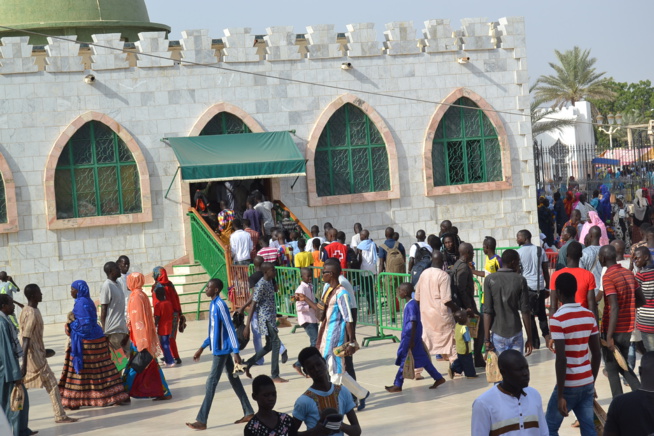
top-left (294, 239), bottom-right (314, 268)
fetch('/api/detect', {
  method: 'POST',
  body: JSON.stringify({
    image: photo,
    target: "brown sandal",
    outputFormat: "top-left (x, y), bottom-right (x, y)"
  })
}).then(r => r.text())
top-left (186, 422), bottom-right (207, 430)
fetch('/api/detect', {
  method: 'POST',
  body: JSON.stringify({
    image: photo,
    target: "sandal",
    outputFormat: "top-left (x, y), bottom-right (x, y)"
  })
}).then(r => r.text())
top-left (186, 422), bottom-right (207, 430)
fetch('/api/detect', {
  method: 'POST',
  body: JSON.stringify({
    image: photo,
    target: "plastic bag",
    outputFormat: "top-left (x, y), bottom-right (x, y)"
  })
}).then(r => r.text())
top-left (594, 399), bottom-right (607, 434)
top-left (110, 347), bottom-right (129, 372)
top-left (403, 350), bottom-right (415, 380)
top-left (467, 315), bottom-right (480, 339)
top-left (10, 385), bottom-right (24, 412)
top-left (485, 351), bottom-right (502, 383)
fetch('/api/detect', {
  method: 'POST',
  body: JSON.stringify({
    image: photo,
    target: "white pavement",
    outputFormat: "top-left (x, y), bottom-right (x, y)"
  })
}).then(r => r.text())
top-left (26, 319), bottom-right (621, 436)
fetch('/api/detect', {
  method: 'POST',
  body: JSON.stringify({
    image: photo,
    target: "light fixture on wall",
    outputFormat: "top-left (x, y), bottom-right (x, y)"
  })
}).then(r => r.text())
top-left (457, 57), bottom-right (470, 64)
top-left (84, 74), bottom-right (96, 84)
top-left (341, 62), bottom-right (353, 70)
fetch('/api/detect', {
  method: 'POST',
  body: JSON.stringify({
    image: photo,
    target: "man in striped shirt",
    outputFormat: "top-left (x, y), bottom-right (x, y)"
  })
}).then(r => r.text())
top-left (634, 247), bottom-right (654, 352)
top-left (600, 244), bottom-right (642, 398)
top-left (544, 273), bottom-right (601, 436)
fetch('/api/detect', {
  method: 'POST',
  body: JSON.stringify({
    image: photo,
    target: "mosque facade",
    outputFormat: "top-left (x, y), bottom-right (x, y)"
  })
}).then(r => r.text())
top-left (0, 1), bottom-right (537, 323)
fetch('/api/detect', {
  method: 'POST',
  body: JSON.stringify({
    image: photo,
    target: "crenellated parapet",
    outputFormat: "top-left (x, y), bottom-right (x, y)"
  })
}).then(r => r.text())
top-left (0, 17), bottom-right (527, 74)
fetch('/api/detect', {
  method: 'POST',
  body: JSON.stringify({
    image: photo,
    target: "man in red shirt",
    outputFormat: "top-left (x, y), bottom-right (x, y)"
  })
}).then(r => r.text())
top-left (154, 287), bottom-right (175, 367)
top-left (548, 241), bottom-right (597, 317)
top-left (322, 228), bottom-right (348, 270)
top-left (600, 244), bottom-right (642, 397)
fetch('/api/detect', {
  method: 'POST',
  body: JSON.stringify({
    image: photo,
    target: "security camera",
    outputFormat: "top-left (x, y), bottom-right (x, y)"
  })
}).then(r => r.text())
top-left (457, 57), bottom-right (470, 64)
top-left (341, 62), bottom-right (353, 70)
top-left (84, 74), bottom-right (96, 84)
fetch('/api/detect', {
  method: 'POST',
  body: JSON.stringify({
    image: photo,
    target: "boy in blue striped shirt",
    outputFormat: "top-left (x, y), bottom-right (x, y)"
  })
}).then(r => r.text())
top-left (186, 278), bottom-right (254, 430)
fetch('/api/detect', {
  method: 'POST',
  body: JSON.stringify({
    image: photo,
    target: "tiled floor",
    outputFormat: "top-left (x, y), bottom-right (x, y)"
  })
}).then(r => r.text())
top-left (26, 320), bottom-right (621, 435)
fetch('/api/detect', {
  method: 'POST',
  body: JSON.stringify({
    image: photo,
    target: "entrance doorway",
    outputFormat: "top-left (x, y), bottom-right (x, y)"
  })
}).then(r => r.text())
top-left (189, 178), bottom-right (273, 217)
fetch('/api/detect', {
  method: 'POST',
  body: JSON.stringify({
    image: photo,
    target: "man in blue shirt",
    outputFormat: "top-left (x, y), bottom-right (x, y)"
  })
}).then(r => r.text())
top-left (186, 279), bottom-right (254, 430)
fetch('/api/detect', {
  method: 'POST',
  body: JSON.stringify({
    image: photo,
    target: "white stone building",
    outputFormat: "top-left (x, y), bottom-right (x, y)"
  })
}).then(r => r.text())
top-left (0, 11), bottom-right (537, 323)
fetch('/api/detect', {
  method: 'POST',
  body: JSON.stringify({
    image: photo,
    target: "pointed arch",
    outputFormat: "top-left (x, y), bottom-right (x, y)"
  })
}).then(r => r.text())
top-left (44, 111), bottom-right (152, 230)
top-left (306, 94), bottom-right (400, 207)
top-left (423, 87), bottom-right (513, 196)
top-left (189, 103), bottom-right (264, 136)
top-left (0, 152), bottom-right (19, 233)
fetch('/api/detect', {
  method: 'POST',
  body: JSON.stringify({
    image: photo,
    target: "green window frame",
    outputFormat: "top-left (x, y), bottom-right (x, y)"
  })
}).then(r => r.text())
top-left (55, 121), bottom-right (142, 219)
top-left (315, 104), bottom-right (390, 197)
top-left (200, 112), bottom-right (251, 136)
top-left (0, 174), bottom-right (6, 224)
top-left (432, 97), bottom-right (502, 186)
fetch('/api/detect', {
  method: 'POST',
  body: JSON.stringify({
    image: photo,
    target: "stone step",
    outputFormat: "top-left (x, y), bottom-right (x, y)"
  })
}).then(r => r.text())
top-left (172, 263), bottom-right (207, 275)
top-left (169, 271), bottom-right (209, 285)
top-left (174, 280), bottom-right (207, 294)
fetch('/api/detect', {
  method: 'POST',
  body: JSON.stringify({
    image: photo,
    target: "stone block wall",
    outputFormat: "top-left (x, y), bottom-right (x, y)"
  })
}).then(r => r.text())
top-left (0, 16), bottom-right (535, 322)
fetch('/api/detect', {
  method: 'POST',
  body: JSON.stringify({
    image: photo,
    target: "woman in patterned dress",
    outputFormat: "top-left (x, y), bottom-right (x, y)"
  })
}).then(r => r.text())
top-left (58, 280), bottom-right (129, 409)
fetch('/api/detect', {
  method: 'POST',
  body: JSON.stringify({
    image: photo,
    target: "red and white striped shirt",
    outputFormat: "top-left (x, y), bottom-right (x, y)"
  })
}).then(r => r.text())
top-left (550, 303), bottom-right (599, 388)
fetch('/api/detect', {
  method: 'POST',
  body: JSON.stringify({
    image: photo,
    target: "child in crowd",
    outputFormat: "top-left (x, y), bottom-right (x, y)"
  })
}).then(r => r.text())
top-left (0, 271), bottom-right (22, 328)
top-left (277, 231), bottom-right (293, 267)
top-left (385, 283), bottom-right (446, 393)
top-left (311, 239), bottom-right (324, 279)
top-left (449, 309), bottom-right (477, 379)
top-left (288, 231), bottom-right (301, 257)
top-left (257, 237), bottom-right (280, 265)
top-left (472, 236), bottom-right (502, 279)
top-left (270, 230), bottom-right (281, 250)
top-left (281, 211), bottom-right (298, 234)
top-left (294, 239), bottom-right (313, 268)
top-left (244, 375), bottom-right (293, 436)
top-left (154, 287), bottom-right (175, 367)
top-left (293, 268), bottom-right (318, 376)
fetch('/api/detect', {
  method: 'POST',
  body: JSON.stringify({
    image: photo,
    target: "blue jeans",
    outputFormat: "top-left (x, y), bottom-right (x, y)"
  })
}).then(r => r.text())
top-left (642, 332), bottom-right (654, 352)
top-left (545, 383), bottom-right (596, 436)
top-left (492, 332), bottom-right (524, 355)
top-left (159, 335), bottom-right (174, 364)
top-left (246, 321), bottom-right (281, 378)
top-left (294, 323), bottom-right (318, 368)
top-left (451, 353), bottom-right (476, 377)
top-left (196, 354), bottom-right (254, 425)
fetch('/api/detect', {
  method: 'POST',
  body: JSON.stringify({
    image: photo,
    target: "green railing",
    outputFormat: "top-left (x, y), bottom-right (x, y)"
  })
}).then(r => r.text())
top-left (187, 209), bottom-right (230, 318)
top-left (375, 272), bottom-right (410, 342)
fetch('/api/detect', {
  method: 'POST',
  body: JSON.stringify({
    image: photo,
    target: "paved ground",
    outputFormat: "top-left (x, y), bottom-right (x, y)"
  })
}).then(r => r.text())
top-left (26, 319), bottom-right (622, 436)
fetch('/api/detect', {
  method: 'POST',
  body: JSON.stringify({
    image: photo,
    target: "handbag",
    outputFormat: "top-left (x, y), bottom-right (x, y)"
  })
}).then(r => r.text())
top-left (110, 347), bottom-right (129, 372)
top-left (402, 350), bottom-right (415, 380)
top-left (129, 350), bottom-right (153, 373)
top-left (485, 351), bottom-right (502, 383)
top-left (10, 384), bottom-right (24, 411)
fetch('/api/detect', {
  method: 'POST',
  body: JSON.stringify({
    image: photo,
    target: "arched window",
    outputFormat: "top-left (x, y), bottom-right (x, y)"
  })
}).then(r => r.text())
top-left (432, 97), bottom-right (502, 186)
top-left (200, 112), bottom-right (251, 136)
top-left (314, 103), bottom-right (390, 197)
top-left (55, 121), bottom-right (142, 219)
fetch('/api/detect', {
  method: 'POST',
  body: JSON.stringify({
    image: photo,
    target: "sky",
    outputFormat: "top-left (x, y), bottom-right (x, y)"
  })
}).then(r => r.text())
top-left (145, 0), bottom-right (653, 85)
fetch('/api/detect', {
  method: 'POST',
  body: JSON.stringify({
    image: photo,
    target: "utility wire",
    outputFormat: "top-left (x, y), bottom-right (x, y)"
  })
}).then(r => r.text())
top-left (0, 24), bottom-right (651, 133)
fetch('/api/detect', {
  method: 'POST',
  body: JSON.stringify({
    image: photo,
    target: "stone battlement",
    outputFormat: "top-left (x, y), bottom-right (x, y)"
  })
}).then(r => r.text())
top-left (0, 17), bottom-right (525, 73)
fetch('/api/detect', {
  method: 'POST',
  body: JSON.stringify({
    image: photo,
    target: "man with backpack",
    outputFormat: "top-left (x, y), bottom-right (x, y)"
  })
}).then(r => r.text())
top-left (408, 230), bottom-right (433, 272)
top-left (322, 228), bottom-right (348, 271)
top-left (451, 243), bottom-right (485, 367)
top-left (378, 227), bottom-right (406, 274)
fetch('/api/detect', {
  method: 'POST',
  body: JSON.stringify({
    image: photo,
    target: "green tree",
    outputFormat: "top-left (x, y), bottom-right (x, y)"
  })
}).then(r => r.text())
top-left (530, 82), bottom-right (576, 137)
top-left (535, 46), bottom-right (615, 108)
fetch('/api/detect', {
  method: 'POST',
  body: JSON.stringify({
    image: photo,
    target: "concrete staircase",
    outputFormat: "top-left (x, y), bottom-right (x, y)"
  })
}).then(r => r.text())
top-left (168, 262), bottom-right (211, 321)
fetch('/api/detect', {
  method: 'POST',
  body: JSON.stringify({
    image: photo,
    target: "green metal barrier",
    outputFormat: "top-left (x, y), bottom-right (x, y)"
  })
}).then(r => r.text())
top-left (473, 246), bottom-right (518, 298)
top-left (273, 266), bottom-right (302, 317)
top-left (375, 272), bottom-right (411, 344)
top-left (187, 210), bottom-right (229, 318)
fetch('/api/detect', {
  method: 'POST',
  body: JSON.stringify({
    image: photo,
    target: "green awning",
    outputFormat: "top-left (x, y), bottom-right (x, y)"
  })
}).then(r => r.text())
top-left (164, 131), bottom-right (306, 183)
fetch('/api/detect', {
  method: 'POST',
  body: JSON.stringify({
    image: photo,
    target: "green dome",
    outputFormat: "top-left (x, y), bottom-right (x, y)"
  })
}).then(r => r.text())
top-left (0, 0), bottom-right (170, 44)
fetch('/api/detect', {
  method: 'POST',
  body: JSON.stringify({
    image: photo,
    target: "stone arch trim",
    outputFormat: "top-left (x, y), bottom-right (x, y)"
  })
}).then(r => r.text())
top-left (423, 87), bottom-right (513, 196)
top-left (306, 94), bottom-right (400, 207)
top-left (0, 153), bottom-right (19, 233)
top-left (189, 102), bottom-right (265, 136)
top-left (44, 111), bottom-right (152, 230)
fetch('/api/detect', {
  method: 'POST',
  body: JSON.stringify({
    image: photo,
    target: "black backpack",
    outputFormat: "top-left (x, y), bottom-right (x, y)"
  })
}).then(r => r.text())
top-left (446, 262), bottom-right (466, 309)
top-left (410, 257), bottom-right (432, 286)
top-left (347, 246), bottom-right (361, 269)
top-left (413, 243), bottom-right (432, 262)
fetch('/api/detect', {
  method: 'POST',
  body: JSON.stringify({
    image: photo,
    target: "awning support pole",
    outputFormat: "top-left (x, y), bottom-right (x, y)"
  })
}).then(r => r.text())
top-left (290, 160), bottom-right (308, 190)
top-left (165, 167), bottom-right (180, 199)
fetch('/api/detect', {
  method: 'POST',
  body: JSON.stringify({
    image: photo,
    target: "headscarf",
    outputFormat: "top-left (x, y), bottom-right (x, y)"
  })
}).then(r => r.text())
top-left (152, 266), bottom-right (182, 313)
top-left (126, 273), bottom-right (160, 357)
top-left (635, 189), bottom-right (649, 221)
top-left (563, 191), bottom-right (574, 216)
top-left (598, 185), bottom-right (612, 223)
top-left (644, 188), bottom-right (653, 207)
top-left (578, 211), bottom-right (610, 247)
top-left (70, 280), bottom-right (105, 374)
top-left (572, 192), bottom-right (581, 211)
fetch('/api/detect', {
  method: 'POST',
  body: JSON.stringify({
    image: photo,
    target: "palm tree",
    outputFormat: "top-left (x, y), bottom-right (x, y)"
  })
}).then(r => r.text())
top-left (535, 46), bottom-right (615, 108)
top-left (530, 82), bottom-right (576, 137)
